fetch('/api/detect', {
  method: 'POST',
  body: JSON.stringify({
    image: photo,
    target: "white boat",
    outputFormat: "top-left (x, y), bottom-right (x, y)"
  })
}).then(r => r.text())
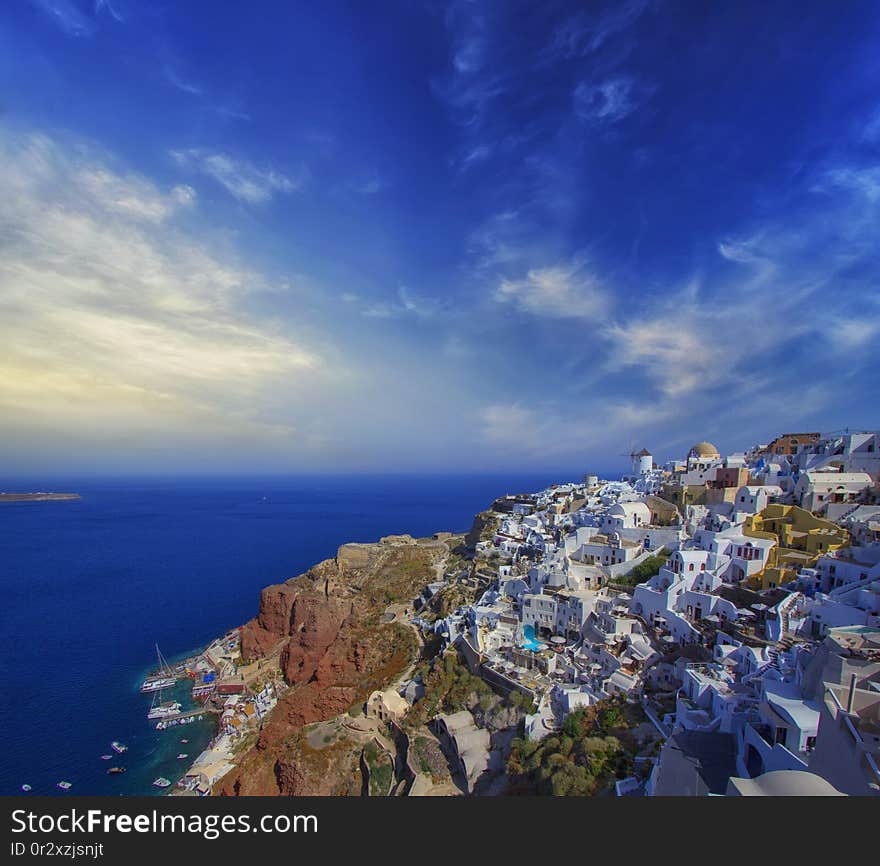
top-left (111, 741), bottom-right (128, 754)
top-left (140, 676), bottom-right (177, 693)
top-left (147, 693), bottom-right (182, 720)
top-left (21, 784), bottom-right (31, 792)
top-left (152, 777), bottom-right (172, 788)
top-left (176, 753), bottom-right (188, 759)
top-left (147, 702), bottom-right (181, 720)
top-left (139, 645), bottom-right (178, 693)
top-left (56, 781), bottom-right (72, 791)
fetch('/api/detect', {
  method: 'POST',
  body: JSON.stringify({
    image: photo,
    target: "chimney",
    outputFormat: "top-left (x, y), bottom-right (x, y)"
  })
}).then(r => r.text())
top-left (846, 673), bottom-right (857, 714)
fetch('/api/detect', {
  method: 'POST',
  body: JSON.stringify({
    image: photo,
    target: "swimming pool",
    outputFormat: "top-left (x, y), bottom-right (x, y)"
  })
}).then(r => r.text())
top-left (521, 624), bottom-right (545, 652)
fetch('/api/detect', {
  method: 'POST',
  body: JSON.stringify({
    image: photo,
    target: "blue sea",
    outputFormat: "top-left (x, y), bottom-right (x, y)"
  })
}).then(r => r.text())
top-left (0, 473), bottom-right (572, 796)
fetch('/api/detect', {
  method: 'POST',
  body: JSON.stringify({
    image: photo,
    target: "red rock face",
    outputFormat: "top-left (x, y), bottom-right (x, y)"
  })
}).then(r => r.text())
top-left (280, 595), bottom-right (353, 684)
top-left (239, 579), bottom-right (303, 661)
top-left (216, 539), bottom-right (444, 796)
top-left (258, 580), bottom-right (300, 633)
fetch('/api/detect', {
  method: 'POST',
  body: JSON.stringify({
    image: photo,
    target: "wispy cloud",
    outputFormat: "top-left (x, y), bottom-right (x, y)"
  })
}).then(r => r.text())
top-left (0, 130), bottom-right (329, 459)
top-left (573, 76), bottom-right (645, 125)
top-left (819, 165), bottom-right (880, 202)
top-left (94, 0), bottom-right (124, 23)
top-left (494, 260), bottom-right (608, 320)
top-left (164, 64), bottom-right (204, 97)
top-left (478, 398), bottom-right (673, 461)
top-left (170, 148), bottom-right (306, 204)
top-left (30, 0), bottom-right (95, 36)
top-left (30, 0), bottom-right (125, 35)
top-left (362, 286), bottom-right (447, 320)
top-left (543, 0), bottom-right (651, 61)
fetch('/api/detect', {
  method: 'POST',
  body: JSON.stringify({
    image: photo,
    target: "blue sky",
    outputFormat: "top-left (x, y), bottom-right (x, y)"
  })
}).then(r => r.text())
top-left (1, 0), bottom-right (879, 475)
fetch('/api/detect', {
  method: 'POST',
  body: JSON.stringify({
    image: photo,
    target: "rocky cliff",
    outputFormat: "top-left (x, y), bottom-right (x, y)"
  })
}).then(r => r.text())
top-left (218, 535), bottom-right (453, 796)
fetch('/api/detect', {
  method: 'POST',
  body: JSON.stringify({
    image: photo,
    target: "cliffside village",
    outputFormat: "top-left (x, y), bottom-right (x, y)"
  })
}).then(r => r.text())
top-left (170, 429), bottom-right (880, 797)
top-left (397, 430), bottom-right (880, 796)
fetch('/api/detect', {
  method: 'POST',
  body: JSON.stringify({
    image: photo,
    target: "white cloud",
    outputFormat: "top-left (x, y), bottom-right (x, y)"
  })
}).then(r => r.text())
top-left (171, 148), bottom-right (305, 204)
top-left (494, 261), bottom-right (608, 320)
top-left (479, 403), bottom-right (541, 450)
top-left (0, 130), bottom-right (330, 458)
top-left (820, 166), bottom-right (880, 202)
top-left (76, 168), bottom-right (196, 222)
top-left (478, 399), bottom-right (673, 461)
top-left (574, 77), bottom-right (641, 125)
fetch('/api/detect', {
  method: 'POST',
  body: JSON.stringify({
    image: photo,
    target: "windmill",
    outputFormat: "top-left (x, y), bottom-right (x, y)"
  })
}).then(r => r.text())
top-left (620, 441), bottom-right (653, 476)
top-left (619, 439), bottom-right (638, 477)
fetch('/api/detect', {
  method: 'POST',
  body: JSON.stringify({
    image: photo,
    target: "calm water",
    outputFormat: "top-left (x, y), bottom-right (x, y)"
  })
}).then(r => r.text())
top-left (0, 473), bottom-right (571, 795)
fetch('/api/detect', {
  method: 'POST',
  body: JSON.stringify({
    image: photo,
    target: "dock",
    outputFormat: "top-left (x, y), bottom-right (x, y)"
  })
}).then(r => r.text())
top-left (154, 707), bottom-right (213, 729)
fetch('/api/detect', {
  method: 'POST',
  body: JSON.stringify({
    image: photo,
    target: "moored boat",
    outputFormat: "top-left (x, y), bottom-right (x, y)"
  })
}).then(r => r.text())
top-left (56, 781), bottom-right (72, 791)
top-left (152, 777), bottom-right (172, 788)
top-left (140, 676), bottom-right (177, 693)
top-left (111, 741), bottom-right (128, 754)
top-left (139, 645), bottom-right (178, 693)
top-left (21, 784), bottom-right (31, 792)
top-left (147, 700), bottom-right (182, 720)
top-left (107, 767), bottom-right (126, 775)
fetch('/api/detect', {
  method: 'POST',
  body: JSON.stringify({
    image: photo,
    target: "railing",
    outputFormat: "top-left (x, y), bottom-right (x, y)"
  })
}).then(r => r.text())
top-left (826, 687), bottom-right (880, 785)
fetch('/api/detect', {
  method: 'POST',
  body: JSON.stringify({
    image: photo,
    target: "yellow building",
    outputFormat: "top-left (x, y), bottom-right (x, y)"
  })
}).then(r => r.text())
top-left (743, 504), bottom-right (849, 589)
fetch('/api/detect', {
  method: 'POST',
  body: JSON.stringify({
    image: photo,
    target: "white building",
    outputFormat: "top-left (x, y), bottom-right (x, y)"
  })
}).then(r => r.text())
top-left (602, 501), bottom-right (652, 530)
top-left (795, 470), bottom-right (872, 513)
top-left (733, 485), bottom-right (784, 515)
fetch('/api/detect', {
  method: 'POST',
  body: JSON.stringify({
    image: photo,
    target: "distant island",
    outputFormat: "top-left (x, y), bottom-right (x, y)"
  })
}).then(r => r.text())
top-left (0, 492), bottom-right (81, 502)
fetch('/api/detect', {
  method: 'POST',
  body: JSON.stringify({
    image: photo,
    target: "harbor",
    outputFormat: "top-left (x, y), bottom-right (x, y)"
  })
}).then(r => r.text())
top-left (136, 631), bottom-right (283, 796)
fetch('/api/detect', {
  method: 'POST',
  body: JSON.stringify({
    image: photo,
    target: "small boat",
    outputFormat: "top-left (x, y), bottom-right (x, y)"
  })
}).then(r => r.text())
top-left (152, 777), bottom-right (172, 789)
top-left (180, 739), bottom-right (188, 744)
top-left (57, 781), bottom-right (72, 791)
top-left (111, 741), bottom-right (128, 754)
top-left (21, 784), bottom-right (31, 792)
top-left (176, 753), bottom-right (188, 759)
top-left (107, 767), bottom-right (126, 775)
top-left (100, 754), bottom-right (112, 760)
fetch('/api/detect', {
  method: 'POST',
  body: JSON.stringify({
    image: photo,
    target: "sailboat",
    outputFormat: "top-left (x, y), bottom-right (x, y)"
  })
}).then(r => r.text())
top-left (140, 644), bottom-right (178, 693)
top-left (147, 687), bottom-right (182, 720)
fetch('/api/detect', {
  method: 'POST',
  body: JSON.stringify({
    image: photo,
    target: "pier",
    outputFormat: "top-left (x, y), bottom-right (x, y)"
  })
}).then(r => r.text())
top-left (154, 707), bottom-right (213, 730)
